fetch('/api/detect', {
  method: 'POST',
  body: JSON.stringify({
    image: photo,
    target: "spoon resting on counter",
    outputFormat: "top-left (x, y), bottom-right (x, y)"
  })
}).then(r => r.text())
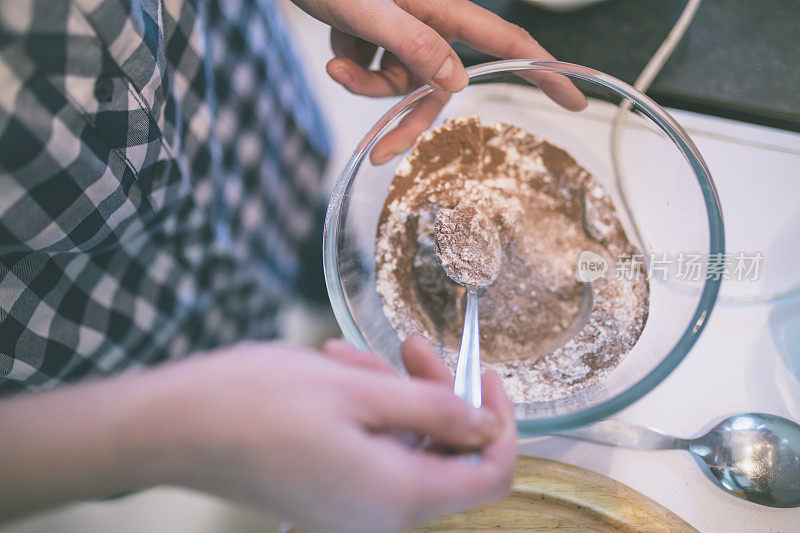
top-left (551, 414), bottom-right (800, 508)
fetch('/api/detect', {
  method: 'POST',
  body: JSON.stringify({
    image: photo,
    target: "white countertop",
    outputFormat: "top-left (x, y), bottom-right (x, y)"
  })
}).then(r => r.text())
top-left (279, 2), bottom-right (800, 531)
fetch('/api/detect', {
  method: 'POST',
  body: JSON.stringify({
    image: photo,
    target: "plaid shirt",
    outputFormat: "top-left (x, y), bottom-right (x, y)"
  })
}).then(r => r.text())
top-left (0, 0), bottom-right (330, 395)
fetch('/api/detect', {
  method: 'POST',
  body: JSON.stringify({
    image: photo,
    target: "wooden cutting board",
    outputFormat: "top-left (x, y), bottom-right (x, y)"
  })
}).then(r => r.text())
top-left (414, 456), bottom-right (697, 532)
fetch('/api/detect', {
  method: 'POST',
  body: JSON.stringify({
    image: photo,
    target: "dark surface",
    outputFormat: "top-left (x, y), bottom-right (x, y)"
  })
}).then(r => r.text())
top-left (455, 0), bottom-right (800, 132)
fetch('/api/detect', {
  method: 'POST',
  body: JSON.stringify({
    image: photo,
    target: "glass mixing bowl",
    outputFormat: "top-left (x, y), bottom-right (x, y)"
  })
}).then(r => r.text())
top-left (323, 60), bottom-right (724, 436)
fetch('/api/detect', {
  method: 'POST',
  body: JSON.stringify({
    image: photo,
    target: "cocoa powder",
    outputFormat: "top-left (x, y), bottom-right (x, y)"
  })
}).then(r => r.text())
top-left (374, 117), bottom-right (649, 402)
top-left (434, 203), bottom-right (501, 288)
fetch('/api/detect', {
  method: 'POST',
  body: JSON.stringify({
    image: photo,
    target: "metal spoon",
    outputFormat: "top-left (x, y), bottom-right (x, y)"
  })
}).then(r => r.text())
top-left (453, 287), bottom-right (483, 409)
top-left (553, 414), bottom-right (800, 508)
top-left (433, 205), bottom-right (502, 411)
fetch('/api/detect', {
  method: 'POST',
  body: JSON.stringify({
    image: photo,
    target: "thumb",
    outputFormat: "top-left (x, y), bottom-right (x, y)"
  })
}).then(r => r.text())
top-left (366, 4), bottom-right (468, 92)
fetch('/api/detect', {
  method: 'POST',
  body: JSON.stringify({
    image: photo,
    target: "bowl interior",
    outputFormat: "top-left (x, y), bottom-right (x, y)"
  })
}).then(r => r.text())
top-left (324, 61), bottom-right (723, 435)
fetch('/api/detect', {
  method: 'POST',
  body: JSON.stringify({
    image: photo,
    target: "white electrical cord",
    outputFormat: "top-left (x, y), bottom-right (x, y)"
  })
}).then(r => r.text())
top-left (611, 0), bottom-right (702, 256)
top-left (609, 0), bottom-right (791, 304)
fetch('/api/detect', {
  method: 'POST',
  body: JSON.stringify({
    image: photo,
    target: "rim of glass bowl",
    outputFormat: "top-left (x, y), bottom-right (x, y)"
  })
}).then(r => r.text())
top-left (323, 59), bottom-right (725, 436)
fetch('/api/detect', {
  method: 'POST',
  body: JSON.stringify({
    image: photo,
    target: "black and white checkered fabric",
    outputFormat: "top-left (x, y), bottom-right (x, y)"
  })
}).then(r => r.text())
top-left (0, 0), bottom-right (330, 395)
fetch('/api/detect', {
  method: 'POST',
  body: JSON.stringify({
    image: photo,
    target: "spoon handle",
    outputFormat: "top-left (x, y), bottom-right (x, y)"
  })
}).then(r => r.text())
top-left (553, 420), bottom-right (690, 450)
top-left (454, 289), bottom-right (481, 409)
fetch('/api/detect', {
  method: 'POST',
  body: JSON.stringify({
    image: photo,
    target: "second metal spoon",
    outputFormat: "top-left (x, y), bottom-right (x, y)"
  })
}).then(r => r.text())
top-left (553, 414), bottom-right (800, 508)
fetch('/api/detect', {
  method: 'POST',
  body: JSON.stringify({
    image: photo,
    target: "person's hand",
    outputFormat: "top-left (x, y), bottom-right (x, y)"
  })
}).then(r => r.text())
top-left (0, 336), bottom-right (514, 528)
top-left (170, 336), bottom-right (516, 533)
top-left (292, 0), bottom-right (587, 164)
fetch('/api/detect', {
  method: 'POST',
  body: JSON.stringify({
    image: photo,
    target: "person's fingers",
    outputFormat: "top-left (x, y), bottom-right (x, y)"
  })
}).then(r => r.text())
top-left (327, 51), bottom-right (420, 97)
top-left (330, 28), bottom-right (378, 68)
top-left (370, 89), bottom-right (450, 165)
top-left (400, 0), bottom-right (586, 111)
top-left (397, 371), bottom-right (517, 520)
top-left (479, 370), bottom-right (518, 468)
top-left (401, 334), bottom-right (453, 386)
top-left (321, 339), bottom-right (395, 374)
top-left (356, 2), bottom-right (468, 93)
top-left (328, 28), bottom-right (393, 95)
top-left (355, 376), bottom-right (500, 448)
